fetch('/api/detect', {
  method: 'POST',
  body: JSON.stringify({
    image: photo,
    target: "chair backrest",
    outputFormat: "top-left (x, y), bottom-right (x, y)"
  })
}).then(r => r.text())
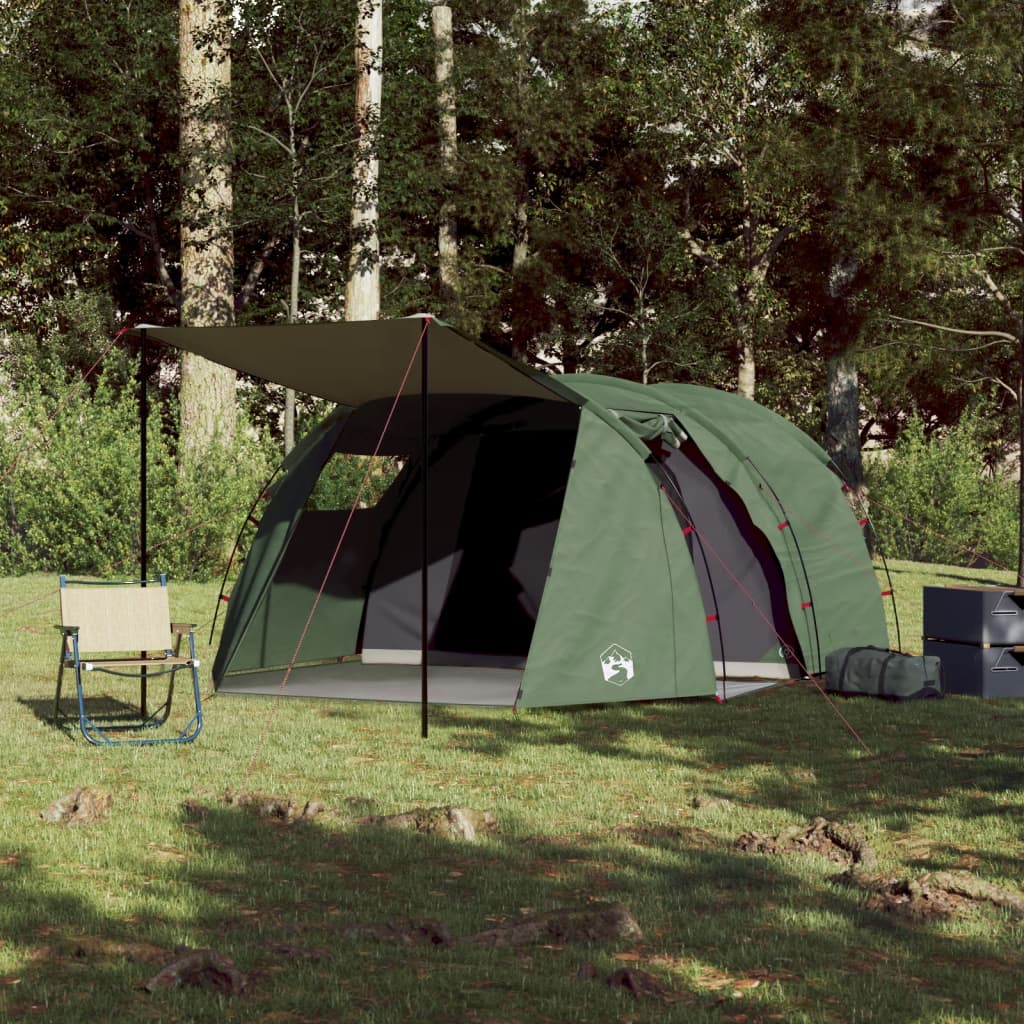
top-left (60, 582), bottom-right (173, 654)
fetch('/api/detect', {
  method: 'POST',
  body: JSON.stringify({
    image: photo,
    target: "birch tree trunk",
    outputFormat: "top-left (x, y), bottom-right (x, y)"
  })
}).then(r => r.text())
top-left (433, 5), bottom-right (459, 314)
top-left (179, 0), bottom-right (236, 456)
top-left (826, 348), bottom-right (868, 545)
top-left (345, 0), bottom-right (382, 322)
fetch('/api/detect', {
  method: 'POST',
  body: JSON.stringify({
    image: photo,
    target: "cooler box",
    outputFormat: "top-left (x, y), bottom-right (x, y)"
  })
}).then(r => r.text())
top-left (923, 639), bottom-right (1024, 698)
top-left (923, 585), bottom-right (1024, 646)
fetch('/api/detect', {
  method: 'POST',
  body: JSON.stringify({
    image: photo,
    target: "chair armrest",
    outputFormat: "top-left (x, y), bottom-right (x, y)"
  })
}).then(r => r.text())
top-left (57, 625), bottom-right (80, 635)
top-left (170, 622), bottom-right (196, 634)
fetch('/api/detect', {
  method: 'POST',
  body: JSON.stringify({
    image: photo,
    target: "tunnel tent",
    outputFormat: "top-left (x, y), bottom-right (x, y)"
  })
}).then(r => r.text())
top-left (137, 317), bottom-right (888, 710)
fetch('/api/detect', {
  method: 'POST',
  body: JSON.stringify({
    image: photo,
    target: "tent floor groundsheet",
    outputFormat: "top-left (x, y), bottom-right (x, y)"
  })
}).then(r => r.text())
top-left (715, 678), bottom-right (783, 699)
top-left (216, 662), bottom-right (787, 706)
top-left (216, 661), bottom-right (524, 706)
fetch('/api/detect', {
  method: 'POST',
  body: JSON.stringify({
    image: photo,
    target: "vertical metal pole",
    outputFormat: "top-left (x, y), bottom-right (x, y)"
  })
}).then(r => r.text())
top-left (139, 329), bottom-right (149, 716)
top-left (140, 329), bottom-right (149, 584)
top-left (420, 323), bottom-right (430, 739)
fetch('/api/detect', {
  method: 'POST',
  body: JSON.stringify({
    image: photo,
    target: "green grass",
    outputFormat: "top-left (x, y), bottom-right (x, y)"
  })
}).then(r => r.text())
top-left (2, 563), bottom-right (1023, 1023)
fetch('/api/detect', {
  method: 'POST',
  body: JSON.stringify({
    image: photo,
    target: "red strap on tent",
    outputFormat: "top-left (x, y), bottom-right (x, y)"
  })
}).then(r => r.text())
top-left (705, 614), bottom-right (718, 623)
top-left (881, 589), bottom-right (893, 597)
top-left (248, 515), bottom-right (260, 527)
top-left (801, 601), bottom-right (813, 609)
top-left (220, 594), bottom-right (230, 603)
top-left (657, 482), bottom-right (872, 756)
top-left (777, 520), bottom-right (790, 531)
top-left (858, 517), bottom-right (869, 527)
top-left (682, 525), bottom-right (694, 535)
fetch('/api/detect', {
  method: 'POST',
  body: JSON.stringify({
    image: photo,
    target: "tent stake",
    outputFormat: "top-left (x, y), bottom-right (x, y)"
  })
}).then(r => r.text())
top-left (420, 321), bottom-right (430, 738)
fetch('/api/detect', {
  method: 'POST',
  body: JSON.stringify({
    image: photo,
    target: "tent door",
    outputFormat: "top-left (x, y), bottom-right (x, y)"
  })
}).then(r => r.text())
top-left (651, 439), bottom-right (802, 674)
top-left (362, 426), bottom-right (576, 666)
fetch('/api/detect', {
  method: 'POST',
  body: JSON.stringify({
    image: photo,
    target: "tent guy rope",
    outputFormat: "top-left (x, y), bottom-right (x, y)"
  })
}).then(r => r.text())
top-left (244, 319), bottom-right (430, 777)
top-left (658, 483), bottom-right (873, 756)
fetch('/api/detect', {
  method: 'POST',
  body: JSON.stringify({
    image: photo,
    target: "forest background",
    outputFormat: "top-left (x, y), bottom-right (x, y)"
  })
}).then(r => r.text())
top-left (0, 0), bottom-right (1021, 582)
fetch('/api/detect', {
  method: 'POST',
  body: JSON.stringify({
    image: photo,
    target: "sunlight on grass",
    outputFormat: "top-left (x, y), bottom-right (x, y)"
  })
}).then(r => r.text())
top-left (1, 569), bottom-right (1023, 1022)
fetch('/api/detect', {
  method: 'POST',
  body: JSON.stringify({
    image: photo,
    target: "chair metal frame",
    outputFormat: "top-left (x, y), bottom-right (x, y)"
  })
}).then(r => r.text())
top-left (55, 575), bottom-right (203, 746)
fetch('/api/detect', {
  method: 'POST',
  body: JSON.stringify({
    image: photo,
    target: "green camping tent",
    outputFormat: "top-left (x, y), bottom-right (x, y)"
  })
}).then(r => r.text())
top-left (139, 317), bottom-right (887, 710)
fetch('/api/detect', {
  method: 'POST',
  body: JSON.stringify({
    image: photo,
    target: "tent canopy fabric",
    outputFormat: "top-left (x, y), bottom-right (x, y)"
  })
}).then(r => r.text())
top-left (134, 318), bottom-right (889, 710)
top-left (139, 318), bottom-right (570, 408)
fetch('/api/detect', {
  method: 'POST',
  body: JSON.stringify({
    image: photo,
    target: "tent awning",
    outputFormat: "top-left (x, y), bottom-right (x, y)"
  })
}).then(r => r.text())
top-left (135, 317), bottom-right (570, 407)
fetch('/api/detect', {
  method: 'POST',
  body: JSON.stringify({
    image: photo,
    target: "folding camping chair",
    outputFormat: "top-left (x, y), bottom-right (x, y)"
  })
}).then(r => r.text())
top-left (54, 575), bottom-right (203, 746)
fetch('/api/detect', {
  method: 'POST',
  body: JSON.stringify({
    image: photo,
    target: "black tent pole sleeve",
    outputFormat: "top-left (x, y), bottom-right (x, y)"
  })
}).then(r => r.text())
top-left (421, 322), bottom-right (430, 739)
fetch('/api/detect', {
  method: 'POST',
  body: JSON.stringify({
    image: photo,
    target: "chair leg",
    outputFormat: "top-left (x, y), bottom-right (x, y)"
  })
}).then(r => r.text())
top-left (54, 655), bottom-right (66, 722)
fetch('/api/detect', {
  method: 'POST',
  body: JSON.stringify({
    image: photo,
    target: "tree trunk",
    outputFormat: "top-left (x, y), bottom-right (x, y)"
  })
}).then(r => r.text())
top-left (179, 0), bottom-right (236, 457)
top-left (433, 5), bottom-right (459, 316)
top-left (826, 349), bottom-right (870, 549)
top-left (345, 0), bottom-right (383, 322)
top-left (734, 288), bottom-right (757, 399)
top-left (284, 189), bottom-right (301, 454)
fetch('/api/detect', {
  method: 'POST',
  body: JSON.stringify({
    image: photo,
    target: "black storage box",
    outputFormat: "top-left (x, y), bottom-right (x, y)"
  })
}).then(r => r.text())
top-left (923, 585), bottom-right (1024, 646)
top-left (923, 639), bottom-right (1024, 698)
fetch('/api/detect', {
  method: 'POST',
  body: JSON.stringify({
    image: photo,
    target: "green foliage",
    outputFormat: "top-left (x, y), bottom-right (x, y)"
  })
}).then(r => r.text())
top-left (865, 414), bottom-right (1018, 569)
top-left (0, 373), bottom-right (272, 581)
top-left (306, 453), bottom-right (402, 511)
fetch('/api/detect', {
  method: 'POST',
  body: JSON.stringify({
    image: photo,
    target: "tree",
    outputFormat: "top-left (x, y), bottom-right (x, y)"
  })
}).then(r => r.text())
top-left (631, 0), bottom-right (815, 398)
top-left (345, 0), bottom-right (383, 321)
top-left (231, 0), bottom-right (356, 450)
top-left (432, 4), bottom-right (459, 312)
top-left (888, 0), bottom-right (1024, 578)
top-left (0, 0), bottom-right (180, 334)
top-left (179, 0), bottom-right (236, 457)
top-left (759, 1), bottom-right (961, 501)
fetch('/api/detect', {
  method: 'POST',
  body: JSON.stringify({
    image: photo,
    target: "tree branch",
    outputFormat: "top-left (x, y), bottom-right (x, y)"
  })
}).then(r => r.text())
top-left (680, 226), bottom-right (719, 271)
top-left (237, 234), bottom-right (282, 311)
top-left (887, 315), bottom-right (1017, 344)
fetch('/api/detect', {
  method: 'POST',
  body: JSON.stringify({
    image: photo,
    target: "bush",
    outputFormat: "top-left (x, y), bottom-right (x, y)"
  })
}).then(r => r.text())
top-left (865, 414), bottom-right (1019, 569)
top-left (0, 373), bottom-right (273, 581)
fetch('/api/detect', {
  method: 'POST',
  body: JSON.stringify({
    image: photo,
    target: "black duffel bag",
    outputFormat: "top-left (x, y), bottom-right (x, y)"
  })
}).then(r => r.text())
top-left (825, 646), bottom-right (943, 701)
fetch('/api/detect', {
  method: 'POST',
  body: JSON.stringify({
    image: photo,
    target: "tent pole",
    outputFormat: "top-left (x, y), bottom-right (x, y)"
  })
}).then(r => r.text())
top-left (420, 322), bottom-right (430, 739)
top-left (139, 328), bottom-right (149, 584)
top-left (139, 327), bottom-right (149, 718)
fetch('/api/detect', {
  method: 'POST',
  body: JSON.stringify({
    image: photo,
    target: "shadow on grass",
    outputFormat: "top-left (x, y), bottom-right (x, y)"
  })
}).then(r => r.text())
top-left (5, 769), bottom-right (1024, 1023)
top-left (18, 696), bottom-right (158, 743)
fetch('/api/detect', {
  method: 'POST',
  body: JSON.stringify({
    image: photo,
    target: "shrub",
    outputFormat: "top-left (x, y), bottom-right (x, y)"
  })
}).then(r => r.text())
top-left (865, 414), bottom-right (1018, 569)
top-left (0, 373), bottom-right (273, 581)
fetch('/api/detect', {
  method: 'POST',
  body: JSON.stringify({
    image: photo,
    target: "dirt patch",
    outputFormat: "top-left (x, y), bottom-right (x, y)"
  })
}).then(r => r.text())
top-left (205, 792), bottom-right (496, 841)
top-left (354, 806), bottom-right (497, 841)
top-left (838, 867), bottom-right (1024, 921)
top-left (691, 795), bottom-right (737, 812)
top-left (340, 902), bottom-right (641, 950)
top-left (463, 902), bottom-right (642, 948)
top-left (40, 787), bottom-right (112, 826)
top-left (220, 790), bottom-right (327, 824)
top-left (612, 823), bottom-right (686, 846)
top-left (144, 948), bottom-right (246, 995)
top-left (736, 817), bottom-right (876, 866)
top-left (340, 919), bottom-right (454, 947)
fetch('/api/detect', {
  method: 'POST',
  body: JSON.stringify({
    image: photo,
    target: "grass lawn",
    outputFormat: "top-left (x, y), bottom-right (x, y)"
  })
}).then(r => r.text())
top-left (1, 560), bottom-right (1023, 1023)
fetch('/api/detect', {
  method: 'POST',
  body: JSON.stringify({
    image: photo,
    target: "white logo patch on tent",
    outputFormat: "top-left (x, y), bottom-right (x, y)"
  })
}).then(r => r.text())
top-left (600, 644), bottom-right (634, 686)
